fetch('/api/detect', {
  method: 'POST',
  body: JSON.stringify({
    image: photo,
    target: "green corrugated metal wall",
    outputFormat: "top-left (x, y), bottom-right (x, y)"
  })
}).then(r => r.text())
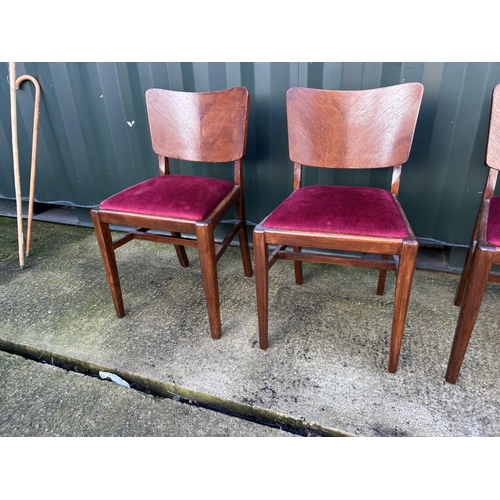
top-left (1, 62), bottom-right (500, 249)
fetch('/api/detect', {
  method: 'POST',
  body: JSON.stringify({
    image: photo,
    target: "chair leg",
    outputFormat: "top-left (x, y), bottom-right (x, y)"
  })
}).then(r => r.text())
top-left (388, 238), bottom-right (418, 373)
top-left (377, 255), bottom-right (389, 295)
top-left (196, 221), bottom-right (221, 339)
top-left (171, 231), bottom-right (189, 267)
top-left (445, 243), bottom-right (494, 384)
top-left (235, 191), bottom-right (253, 278)
top-left (454, 241), bottom-right (476, 307)
top-left (238, 221), bottom-right (253, 278)
top-left (254, 226), bottom-right (269, 349)
top-left (91, 209), bottom-right (125, 318)
top-left (294, 247), bottom-right (303, 285)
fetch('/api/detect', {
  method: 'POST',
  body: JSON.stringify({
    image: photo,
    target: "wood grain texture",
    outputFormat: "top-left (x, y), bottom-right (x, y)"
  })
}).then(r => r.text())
top-left (286, 83), bottom-right (423, 169)
top-left (486, 84), bottom-right (500, 171)
top-left (447, 83), bottom-right (500, 383)
top-left (146, 87), bottom-right (249, 163)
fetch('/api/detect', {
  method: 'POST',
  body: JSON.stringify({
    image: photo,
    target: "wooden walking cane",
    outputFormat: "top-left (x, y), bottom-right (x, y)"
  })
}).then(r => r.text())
top-left (15, 74), bottom-right (41, 258)
top-left (9, 62), bottom-right (24, 269)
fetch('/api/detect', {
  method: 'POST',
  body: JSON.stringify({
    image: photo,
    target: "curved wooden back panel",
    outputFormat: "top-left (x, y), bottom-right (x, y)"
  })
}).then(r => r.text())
top-left (486, 84), bottom-right (500, 171)
top-left (286, 83), bottom-right (423, 169)
top-left (146, 86), bottom-right (249, 163)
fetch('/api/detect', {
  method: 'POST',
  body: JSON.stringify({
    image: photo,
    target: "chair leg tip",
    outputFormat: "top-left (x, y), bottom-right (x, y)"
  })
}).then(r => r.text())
top-left (387, 362), bottom-right (398, 373)
top-left (115, 304), bottom-right (125, 318)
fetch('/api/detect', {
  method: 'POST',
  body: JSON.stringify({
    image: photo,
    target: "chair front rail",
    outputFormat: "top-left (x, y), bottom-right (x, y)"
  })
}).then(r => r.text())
top-left (126, 231), bottom-right (199, 248)
top-left (98, 210), bottom-right (196, 234)
top-left (262, 228), bottom-right (404, 255)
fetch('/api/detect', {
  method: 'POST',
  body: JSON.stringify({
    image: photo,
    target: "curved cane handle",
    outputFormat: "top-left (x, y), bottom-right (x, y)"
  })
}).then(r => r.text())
top-left (15, 74), bottom-right (41, 258)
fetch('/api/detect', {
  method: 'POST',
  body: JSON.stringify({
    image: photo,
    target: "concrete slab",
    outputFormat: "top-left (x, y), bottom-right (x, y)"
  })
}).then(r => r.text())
top-left (0, 350), bottom-right (290, 437)
top-left (1, 216), bottom-right (499, 436)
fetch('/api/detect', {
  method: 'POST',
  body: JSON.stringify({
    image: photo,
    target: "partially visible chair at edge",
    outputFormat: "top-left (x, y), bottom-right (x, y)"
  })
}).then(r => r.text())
top-left (91, 86), bottom-right (253, 340)
top-left (446, 83), bottom-right (500, 384)
top-left (253, 83), bottom-right (424, 372)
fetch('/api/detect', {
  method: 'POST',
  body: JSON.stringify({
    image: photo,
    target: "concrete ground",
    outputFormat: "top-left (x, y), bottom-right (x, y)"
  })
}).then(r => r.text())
top-left (0, 349), bottom-right (290, 437)
top-left (1, 215), bottom-right (499, 437)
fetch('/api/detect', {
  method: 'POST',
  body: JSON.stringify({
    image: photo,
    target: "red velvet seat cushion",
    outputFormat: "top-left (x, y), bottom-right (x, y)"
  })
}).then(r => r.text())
top-left (263, 185), bottom-right (409, 238)
top-left (100, 174), bottom-right (234, 220)
top-left (486, 196), bottom-right (500, 245)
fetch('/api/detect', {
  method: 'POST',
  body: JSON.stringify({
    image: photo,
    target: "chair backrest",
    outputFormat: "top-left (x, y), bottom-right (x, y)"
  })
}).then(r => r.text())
top-left (145, 86), bottom-right (249, 163)
top-left (286, 83), bottom-right (424, 169)
top-left (486, 83), bottom-right (500, 171)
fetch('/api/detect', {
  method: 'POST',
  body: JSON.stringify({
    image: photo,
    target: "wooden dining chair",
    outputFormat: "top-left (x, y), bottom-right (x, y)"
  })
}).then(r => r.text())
top-left (91, 86), bottom-right (253, 340)
top-left (254, 83), bottom-right (424, 373)
top-left (446, 83), bottom-right (500, 384)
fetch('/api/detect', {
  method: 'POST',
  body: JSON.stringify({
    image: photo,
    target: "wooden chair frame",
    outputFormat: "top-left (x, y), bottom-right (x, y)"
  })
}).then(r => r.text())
top-left (91, 87), bottom-right (253, 340)
top-left (254, 84), bottom-right (424, 373)
top-left (446, 83), bottom-right (500, 384)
